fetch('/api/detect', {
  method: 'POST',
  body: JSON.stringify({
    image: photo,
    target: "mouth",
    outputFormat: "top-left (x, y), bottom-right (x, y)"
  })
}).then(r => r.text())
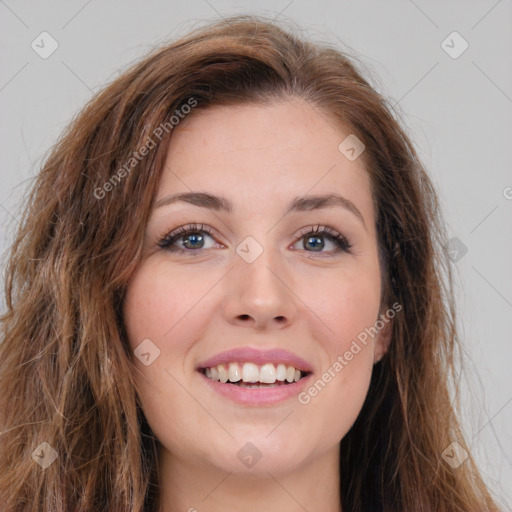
top-left (196, 347), bottom-right (313, 405)
top-left (199, 362), bottom-right (311, 388)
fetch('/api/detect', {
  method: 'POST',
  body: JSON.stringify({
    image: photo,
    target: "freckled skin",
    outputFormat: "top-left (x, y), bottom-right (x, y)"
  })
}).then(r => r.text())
top-left (123, 98), bottom-right (392, 511)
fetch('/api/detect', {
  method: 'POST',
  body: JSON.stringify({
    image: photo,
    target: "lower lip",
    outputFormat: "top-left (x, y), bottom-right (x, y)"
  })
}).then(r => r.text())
top-left (199, 372), bottom-right (312, 406)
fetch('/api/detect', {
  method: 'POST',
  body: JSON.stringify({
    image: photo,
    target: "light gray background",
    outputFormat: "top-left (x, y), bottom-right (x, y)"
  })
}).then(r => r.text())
top-left (1, 0), bottom-right (511, 507)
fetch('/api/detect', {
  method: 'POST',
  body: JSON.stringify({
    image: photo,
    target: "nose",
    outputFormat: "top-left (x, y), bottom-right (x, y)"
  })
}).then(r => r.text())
top-left (223, 246), bottom-right (298, 331)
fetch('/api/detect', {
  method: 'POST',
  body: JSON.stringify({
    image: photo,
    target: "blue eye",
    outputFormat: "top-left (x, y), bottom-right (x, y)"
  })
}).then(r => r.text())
top-left (157, 223), bottom-right (216, 253)
top-left (157, 223), bottom-right (352, 255)
top-left (296, 225), bottom-right (352, 254)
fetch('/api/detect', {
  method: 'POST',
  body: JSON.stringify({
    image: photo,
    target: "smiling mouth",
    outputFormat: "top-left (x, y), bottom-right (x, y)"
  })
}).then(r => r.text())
top-left (199, 362), bottom-right (310, 387)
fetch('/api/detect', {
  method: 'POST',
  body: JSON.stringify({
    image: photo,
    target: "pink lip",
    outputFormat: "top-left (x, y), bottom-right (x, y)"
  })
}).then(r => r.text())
top-left (199, 372), bottom-right (313, 406)
top-left (196, 347), bottom-right (313, 373)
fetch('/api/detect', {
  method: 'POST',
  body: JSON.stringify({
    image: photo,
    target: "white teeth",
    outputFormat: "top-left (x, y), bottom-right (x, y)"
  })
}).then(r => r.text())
top-left (242, 362), bottom-right (260, 383)
top-left (260, 363), bottom-right (277, 384)
top-left (203, 362), bottom-right (307, 384)
top-left (276, 364), bottom-right (287, 381)
top-left (228, 362), bottom-right (241, 382)
top-left (218, 364), bottom-right (228, 383)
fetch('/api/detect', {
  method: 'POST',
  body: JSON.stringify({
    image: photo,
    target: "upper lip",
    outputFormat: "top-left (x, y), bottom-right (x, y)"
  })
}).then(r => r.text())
top-left (197, 347), bottom-right (313, 373)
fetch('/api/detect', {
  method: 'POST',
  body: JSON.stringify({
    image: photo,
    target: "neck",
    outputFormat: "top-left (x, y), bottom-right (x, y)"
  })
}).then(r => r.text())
top-left (156, 444), bottom-right (342, 512)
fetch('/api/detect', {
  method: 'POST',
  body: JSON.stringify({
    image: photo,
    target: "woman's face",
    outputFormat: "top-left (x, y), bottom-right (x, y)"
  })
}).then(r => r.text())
top-left (123, 98), bottom-right (391, 477)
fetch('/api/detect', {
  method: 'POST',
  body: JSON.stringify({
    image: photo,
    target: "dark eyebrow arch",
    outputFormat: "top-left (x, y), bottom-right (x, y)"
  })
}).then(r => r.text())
top-left (154, 192), bottom-right (367, 230)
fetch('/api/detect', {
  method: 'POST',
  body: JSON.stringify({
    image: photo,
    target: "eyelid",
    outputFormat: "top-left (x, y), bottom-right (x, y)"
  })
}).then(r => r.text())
top-left (157, 222), bottom-right (352, 254)
top-left (293, 225), bottom-right (352, 254)
top-left (295, 224), bottom-right (340, 239)
top-left (156, 223), bottom-right (223, 248)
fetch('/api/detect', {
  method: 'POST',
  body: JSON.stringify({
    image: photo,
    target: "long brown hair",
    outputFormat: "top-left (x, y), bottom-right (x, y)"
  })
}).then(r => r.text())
top-left (0, 14), bottom-right (500, 512)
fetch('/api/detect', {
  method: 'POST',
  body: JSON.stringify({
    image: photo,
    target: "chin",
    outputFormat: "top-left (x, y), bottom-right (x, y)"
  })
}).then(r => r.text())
top-left (202, 429), bottom-right (312, 476)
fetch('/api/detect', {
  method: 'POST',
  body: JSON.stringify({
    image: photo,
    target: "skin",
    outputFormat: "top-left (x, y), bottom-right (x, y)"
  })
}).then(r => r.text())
top-left (122, 98), bottom-right (392, 512)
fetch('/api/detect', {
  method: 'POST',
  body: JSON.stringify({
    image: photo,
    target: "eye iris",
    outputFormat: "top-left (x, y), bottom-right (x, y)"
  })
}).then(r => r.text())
top-left (304, 235), bottom-right (324, 251)
top-left (183, 233), bottom-right (204, 249)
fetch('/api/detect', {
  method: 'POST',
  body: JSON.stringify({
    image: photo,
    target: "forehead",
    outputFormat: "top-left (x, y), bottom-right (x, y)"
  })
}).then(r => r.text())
top-left (157, 99), bottom-right (374, 222)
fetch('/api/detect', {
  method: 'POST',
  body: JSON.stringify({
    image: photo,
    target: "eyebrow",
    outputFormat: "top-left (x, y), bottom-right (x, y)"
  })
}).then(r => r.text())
top-left (154, 191), bottom-right (367, 230)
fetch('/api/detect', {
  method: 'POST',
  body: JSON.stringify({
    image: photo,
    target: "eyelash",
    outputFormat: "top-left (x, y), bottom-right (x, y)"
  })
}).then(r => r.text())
top-left (157, 223), bottom-right (353, 256)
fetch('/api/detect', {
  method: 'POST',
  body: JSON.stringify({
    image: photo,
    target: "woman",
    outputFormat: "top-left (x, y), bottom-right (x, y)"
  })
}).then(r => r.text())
top-left (0, 14), bottom-right (501, 512)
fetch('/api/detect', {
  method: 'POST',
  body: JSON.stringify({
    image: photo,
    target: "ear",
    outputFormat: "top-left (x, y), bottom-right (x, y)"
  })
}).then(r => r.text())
top-left (373, 315), bottom-right (393, 364)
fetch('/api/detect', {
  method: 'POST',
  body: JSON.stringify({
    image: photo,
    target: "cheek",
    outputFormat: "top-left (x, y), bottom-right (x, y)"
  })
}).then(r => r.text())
top-left (123, 260), bottom-right (207, 356)
top-left (295, 265), bottom-right (379, 430)
top-left (303, 261), bottom-right (382, 352)
top-left (122, 262), bottom-right (216, 451)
